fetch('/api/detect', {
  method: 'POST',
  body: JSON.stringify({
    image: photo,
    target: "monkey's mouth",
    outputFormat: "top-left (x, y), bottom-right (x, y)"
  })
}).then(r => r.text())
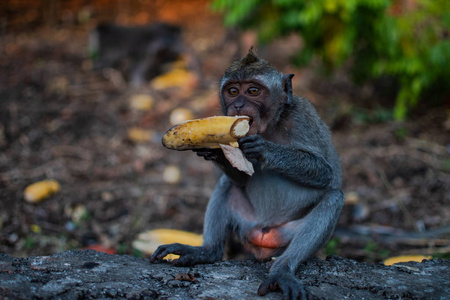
top-left (244, 116), bottom-right (254, 132)
top-left (248, 117), bottom-right (254, 128)
top-left (233, 113), bottom-right (254, 130)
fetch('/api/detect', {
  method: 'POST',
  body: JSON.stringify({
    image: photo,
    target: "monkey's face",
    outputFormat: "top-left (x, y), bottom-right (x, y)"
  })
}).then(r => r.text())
top-left (221, 80), bottom-right (272, 135)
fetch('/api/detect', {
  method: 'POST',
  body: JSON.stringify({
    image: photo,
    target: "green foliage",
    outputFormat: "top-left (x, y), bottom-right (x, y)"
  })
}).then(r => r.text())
top-left (364, 240), bottom-right (390, 261)
top-left (133, 247), bottom-right (143, 258)
top-left (324, 237), bottom-right (340, 256)
top-left (212, 0), bottom-right (450, 120)
top-left (351, 106), bottom-right (393, 124)
top-left (432, 251), bottom-right (450, 259)
top-left (118, 243), bottom-right (128, 255)
top-left (24, 236), bottom-right (36, 250)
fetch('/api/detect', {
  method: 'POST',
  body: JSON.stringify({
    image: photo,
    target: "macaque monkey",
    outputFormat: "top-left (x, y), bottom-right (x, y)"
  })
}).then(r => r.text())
top-left (151, 49), bottom-right (344, 299)
top-left (89, 22), bottom-right (184, 87)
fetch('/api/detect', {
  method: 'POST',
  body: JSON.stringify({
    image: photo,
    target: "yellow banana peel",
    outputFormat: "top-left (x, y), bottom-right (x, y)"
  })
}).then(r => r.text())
top-left (132, 229), bottom-right (203, 260)
top-left (384, 255), bottom-right (431, 266)
top-left (162, 116), bottom-right (250, 150)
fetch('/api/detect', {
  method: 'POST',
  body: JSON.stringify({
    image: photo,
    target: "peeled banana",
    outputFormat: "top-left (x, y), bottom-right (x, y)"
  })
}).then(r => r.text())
top-left (162, 116), bottom-right (250, 150)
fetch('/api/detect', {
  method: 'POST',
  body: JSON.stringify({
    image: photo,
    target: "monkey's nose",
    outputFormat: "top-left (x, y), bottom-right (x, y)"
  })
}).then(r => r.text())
top-left (233, 98), bottom-right (246, 110)
top-left (234, 104), bottom-right (244, 110)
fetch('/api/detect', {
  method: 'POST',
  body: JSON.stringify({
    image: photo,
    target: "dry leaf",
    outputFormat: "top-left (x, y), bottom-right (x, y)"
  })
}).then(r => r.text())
top-left (24, 180), bottom-right (61, 203)
top-left (220, 144), bottom-right (254, 176)
top-left (169, 108), bottom-right (194, 125)
top-left (130, 94), bottom-right (154, 111)
top-left (151, 69), bottom-right (196, 90)
top-left (163, 165), bottom-right (181, 184)
top-left (127, 128), bottom-right (154, 143)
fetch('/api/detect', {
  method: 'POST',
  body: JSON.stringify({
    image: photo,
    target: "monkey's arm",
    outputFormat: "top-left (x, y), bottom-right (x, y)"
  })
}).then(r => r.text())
top-left (193, 148), bottom-right (251, 185)
top-left (239, 135), bottom-right (333, 188)
top-left (151, 176), bottom-right (232, 266)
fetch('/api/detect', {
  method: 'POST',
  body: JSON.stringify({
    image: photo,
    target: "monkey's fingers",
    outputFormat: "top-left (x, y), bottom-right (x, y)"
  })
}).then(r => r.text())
top-left (196, 152), bottom-right (217, 161)
top-left (193, 148), bottom-right (222, 161)
top-left (239, 135), bottom-right (267, 161)
top-left (257, 276), bottom-right (277, 296)
top-left (277, 281), bottom-right (308, 300)
top-left (150, 243), bottom-right (183, 263)
top-left (258, 273), bottom-right (308, 300)
top-left (172, 254), bottom-right (198, 267)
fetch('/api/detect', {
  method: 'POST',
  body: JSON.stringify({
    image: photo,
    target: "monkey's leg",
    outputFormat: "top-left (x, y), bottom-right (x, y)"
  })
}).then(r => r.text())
top-left (150, 176), bottom-right (233, 266)
top-left (258, 189), bottom-right (344, 300)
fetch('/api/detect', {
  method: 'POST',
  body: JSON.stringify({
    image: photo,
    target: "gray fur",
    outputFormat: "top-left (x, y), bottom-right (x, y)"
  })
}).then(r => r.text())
top-left (151, 49), bottom-right (344, 299)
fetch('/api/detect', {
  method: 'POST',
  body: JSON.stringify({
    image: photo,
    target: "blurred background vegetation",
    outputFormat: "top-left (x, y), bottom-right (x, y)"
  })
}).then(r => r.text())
top-left (213, 0), bottom-right (450, 120)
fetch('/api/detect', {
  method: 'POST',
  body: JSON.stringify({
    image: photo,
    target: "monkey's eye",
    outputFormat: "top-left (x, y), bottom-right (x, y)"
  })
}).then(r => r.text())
top-left (228, 87), bottom-right (239, 96)
top-left (248, 87), bottom-right (260, 95)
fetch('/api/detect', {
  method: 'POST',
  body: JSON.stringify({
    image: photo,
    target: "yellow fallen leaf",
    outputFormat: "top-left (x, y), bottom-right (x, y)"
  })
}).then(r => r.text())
top-left (24, 180), bottom-right (60, 203)
top-left (132, 229), bottom-right (203, 260)
top-left (384, 255), bottom-right (431, 266)
top-left (69, 204), bottom-right (89, 223)
top-left (169, 108), bottom-right (194, 126)
top-left (151, 69), bottom-right (196, 90)
top-left (162, 165), bottom-right (181, 184)
top-left (167, 58), bottom-right (189, 70)
top-left (130, 94), bottom-right (155, 111)
top-left (127, 127), bottom-right (154, 143)
top-left (344, 191), bottom-right (359, 205)
top-left (30, 224), bottom-right (42, 233)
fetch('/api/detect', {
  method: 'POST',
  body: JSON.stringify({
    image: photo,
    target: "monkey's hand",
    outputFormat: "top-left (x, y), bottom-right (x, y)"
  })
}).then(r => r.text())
top-left (239, 135), bottom-right (268, 162)
top-left (258, 271), bottom-right (309, 300)
top-left (150, 243), bottom-right (221, 266)
top-left (193, 148), bottom-right (224, 161)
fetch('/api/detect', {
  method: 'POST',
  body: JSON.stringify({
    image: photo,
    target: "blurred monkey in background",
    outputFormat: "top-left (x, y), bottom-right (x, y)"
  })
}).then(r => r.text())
top-left (89, 22), bottom-right (189, 88)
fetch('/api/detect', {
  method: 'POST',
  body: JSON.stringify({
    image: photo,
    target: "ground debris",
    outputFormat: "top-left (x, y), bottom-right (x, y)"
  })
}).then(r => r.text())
top-left (0, 250), bottom-right (448, 299)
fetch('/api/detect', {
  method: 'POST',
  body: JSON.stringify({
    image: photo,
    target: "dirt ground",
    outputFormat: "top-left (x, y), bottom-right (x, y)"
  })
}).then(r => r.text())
top-left (1, 1), bottom-right (449, 262)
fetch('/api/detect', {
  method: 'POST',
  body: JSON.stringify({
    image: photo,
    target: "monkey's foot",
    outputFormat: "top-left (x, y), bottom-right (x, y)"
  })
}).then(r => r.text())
top-left (150, 243), bottom-right (221, 266)
top-left (257, 272), bottom-right (308, 300)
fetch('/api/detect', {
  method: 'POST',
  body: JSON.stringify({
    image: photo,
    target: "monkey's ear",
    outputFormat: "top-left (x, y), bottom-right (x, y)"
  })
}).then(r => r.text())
top-left (282, 74), bottom-right (295, 105)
